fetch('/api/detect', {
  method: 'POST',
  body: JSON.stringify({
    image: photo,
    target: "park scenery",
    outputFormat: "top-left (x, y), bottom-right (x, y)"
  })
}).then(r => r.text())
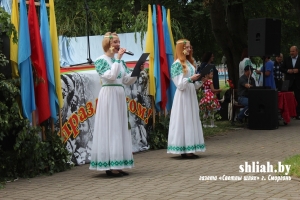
top-left (0, 0), bottom-right (300, 199)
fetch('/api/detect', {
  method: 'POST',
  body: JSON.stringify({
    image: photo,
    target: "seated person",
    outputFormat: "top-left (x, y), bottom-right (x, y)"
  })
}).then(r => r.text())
top-left (237, 65), bottom-right (256, 123)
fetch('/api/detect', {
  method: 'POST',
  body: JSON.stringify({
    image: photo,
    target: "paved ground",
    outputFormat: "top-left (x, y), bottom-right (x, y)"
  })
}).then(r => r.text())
top-left (1, 120), bottom-right (300, 200)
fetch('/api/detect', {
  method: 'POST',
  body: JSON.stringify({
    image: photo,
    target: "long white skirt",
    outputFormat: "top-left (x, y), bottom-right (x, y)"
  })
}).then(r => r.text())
top-left (89, 86), bottom-right (134, 171)
top-left (167, 84), bottom-right (206, 154)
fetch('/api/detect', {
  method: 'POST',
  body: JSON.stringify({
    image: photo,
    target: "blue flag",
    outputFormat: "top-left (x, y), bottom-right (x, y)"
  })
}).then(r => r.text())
top-left (152, 5), bottom-right (161, 111)
top-left (40, 0), bottom-right (58, 121)
top-left (18, 0), bottom-right (36, 121)
top-left (162, 6), bottom-right (176, 111)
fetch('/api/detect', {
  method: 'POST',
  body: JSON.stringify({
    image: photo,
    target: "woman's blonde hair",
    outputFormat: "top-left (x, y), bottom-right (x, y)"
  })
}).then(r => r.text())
top-left (102, 32), bottom-right (119, 52)
top-left (174, 39), bottom-right (195, 74)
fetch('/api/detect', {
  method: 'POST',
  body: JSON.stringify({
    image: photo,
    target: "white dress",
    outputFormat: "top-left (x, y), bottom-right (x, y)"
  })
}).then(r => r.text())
top-left (167, 60), bottom-right (206, 154)
top-left (89, 55), bottom-right (136, 171)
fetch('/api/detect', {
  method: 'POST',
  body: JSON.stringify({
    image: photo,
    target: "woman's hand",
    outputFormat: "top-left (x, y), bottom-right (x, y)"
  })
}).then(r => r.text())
top-left (140, 63), bottom-right (145, 71)
top-left (117, 48), bottom-right (126, 60)
top-left (190, 74), bottom-right (201, 81)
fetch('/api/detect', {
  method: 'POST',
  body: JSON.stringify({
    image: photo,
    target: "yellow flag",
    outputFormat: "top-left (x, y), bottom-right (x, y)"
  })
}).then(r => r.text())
top-left (145, 4), bottom-right (155, 98)
top-left (49, 0), bottom-right (63, 108)
top-left (10, 0), bottom-right (19, 78)
top-left (167, 9), bottom-right (175, 56)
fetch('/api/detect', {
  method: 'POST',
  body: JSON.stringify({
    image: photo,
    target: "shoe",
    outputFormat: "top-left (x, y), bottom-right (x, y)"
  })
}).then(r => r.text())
top-left (106, 170), bottom-right (123, 177)
top-left (244, 109), bottom-right (249, 116)
top-left (192, 154), bottom-right (200, 158)
top-left (295, 116), bottom-right (300, 120)
top-left (119, 171), bottom-right (129, 176)
top-left (185, 154), bottom-right (199, 159)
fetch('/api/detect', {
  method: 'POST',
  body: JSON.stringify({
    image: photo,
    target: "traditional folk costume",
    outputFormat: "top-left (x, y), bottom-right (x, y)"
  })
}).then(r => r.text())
top-left (89, 55), bottom-right (136, 171)
top-left (167, 60), bottom-right (206, 154)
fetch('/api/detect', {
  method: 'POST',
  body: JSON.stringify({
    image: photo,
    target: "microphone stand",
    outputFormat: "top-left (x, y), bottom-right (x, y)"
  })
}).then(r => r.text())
top-left (70, 0), bottom-right (93, 66)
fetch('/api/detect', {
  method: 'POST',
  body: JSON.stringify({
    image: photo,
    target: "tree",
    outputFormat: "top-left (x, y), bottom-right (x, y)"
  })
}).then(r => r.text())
top-left (54, 0), bottom-right (300, 86)
top-left (208, 0), bottom-right (247, 86)
top-left (201, 0), bottom-right (300, 86)
top-left (55, 0), bottom-right (137, 36)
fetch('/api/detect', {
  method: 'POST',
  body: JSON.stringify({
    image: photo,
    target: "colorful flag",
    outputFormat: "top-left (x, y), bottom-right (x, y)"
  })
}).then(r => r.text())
top-left (10, 0), bottom-right (19, 78)
top-left (145, 4), bottom-right (156, 99)
top-left (156, 5), bottom-right (170, 110)
top-left (49, 0), bottom-right (64, 109)
top-left (167, 9), bottom-right (175, 56)
top-left (28, 0), bottom-right (51, 123)
top-left (40, 0), bottom-right (58, 121)
top-left (162, 6), bottom-right (176, 111)
top-left (18, 0), bottom-right (36, 121)
top-left (152, 5), bottom-right (161, 111)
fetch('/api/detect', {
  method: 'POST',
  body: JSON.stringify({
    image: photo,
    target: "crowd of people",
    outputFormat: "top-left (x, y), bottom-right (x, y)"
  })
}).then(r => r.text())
top-left (236, 46), bottom-right (300, 123)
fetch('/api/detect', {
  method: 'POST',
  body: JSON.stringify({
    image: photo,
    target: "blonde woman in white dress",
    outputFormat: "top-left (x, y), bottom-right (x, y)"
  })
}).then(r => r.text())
top-left (89, 32), bottom-right (139, 177)
top-left (167, 39), bottom-right (206, 159)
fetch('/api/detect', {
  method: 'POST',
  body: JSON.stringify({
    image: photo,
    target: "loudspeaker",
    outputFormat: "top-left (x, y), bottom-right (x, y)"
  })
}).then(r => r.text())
top-left (248, 89), bottom-right (278, 130)
top-left (248, 18), bottom-right (281, 57)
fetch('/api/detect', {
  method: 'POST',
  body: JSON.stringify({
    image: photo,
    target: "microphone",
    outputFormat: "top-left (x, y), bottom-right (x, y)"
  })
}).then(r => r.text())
top-left (117, 48), bottom-right (134, 56)
top-left (124, 50), bottom-right (134, 56)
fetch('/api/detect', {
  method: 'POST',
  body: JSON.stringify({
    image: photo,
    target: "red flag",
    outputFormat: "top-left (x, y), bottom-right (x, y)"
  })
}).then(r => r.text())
top-left (156, 5), bottom-right (170, 110)
top-left (28, 0), bottom-right (51, 123)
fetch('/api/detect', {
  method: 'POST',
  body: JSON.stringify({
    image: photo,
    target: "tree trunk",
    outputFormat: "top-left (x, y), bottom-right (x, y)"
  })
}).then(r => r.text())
top-left (209, 0), bottom-right (247, 87)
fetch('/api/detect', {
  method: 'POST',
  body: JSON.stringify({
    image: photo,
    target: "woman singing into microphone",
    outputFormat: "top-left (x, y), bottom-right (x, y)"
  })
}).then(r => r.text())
top-left (89, 32), bottom-right (142, 177)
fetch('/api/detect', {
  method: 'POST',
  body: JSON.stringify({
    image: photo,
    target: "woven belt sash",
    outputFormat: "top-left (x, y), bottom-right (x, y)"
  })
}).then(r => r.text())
top-left (102, 84), bottom-right (124, 89)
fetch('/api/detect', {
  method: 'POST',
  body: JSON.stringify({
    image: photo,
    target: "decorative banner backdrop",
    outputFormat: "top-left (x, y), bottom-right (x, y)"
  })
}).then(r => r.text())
top-left (56, 66), bottom-right (153, 165)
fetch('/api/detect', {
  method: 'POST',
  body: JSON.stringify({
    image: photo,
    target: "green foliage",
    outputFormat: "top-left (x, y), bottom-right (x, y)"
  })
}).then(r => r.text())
top-left (0, 7), bottom-right (17, 77)
top-left (0, 73), bottom-right (73, 185)
top-left (0, 7), bottom-right (18, 45)
top-left (0, 73), bottom-right (21, 142)
top-left (148, 113), bottom-right (170, 150)
top-left (55, 0), bottom-right (137, 36)
top-left (54, 0), bottom-right (184, 49)
top-left (278, 154), bottom-right (300, 178)
top-left (0, 129), bottom-right (73, 183)
top-left (0, 8), bottom-right (72, 188)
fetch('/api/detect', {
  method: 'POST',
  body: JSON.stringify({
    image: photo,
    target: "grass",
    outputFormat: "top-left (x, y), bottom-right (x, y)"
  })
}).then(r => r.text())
top-left (208, 80), bottom-right (300, 179)
top-left (202, 120), bottom-right (239, 138)
top-left (278, 155), bottom-right (300, 178)
top-left (219, 80), bottom-right (230, 98)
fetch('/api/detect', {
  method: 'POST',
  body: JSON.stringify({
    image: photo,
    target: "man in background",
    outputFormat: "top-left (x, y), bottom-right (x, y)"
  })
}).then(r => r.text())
top-left (237, 65), bottom-right (256, 123)
top-left (273, 53), bottom-right (284, 90)
top-left (280, 46), bottom-right (300, 119)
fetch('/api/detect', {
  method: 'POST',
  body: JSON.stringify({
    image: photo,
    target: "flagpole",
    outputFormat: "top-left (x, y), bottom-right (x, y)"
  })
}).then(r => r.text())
top-left (151, 96), bottom-right (156, 127)
top-left (59, 110), bottom-right (62, 137)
